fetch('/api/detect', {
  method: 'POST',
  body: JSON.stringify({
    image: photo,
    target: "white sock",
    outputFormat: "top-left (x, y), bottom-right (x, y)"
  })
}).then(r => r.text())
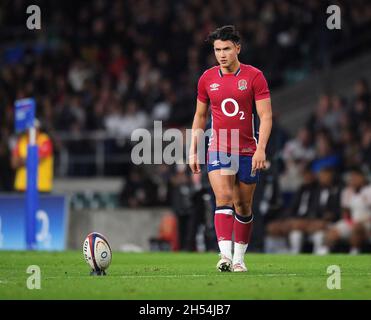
top-left (289, 230), bottom-right (303, 254)
top-left (218, 240), bottom-right (232, 260)
top-left (233, 242), bottom-right (248, 264)
top-left (312, 231), bottom-right (325, 254)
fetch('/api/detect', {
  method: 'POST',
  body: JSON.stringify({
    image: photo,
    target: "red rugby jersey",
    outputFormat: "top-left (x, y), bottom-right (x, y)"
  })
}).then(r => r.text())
top-left (197, 63), bottom-right (270, 156)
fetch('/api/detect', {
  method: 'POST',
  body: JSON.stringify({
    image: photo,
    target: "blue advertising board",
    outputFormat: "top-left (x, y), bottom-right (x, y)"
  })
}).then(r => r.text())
top-left (0, 194), bottom-right (69, 250)
top-left (14, 98), bottom-right (36, 133)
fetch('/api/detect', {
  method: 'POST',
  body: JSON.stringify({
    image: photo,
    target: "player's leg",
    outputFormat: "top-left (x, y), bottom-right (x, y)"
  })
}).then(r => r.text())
top-left (232, 180), bottom-right (255, 271)
top-left (208, 169), bottom-right (236, 271)
top-left (233, 181), bottom-right (256, 272)
top-left (230, 154), bottom-right (260, 272)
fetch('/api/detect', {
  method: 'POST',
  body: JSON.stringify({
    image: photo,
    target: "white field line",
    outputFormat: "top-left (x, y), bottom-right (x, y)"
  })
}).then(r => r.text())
top-left (2, 273), bottom-right (371, 282)
top-left (2, 274), bottom-right (301, 280)
top-left (119, 274), bottom-right (300, 278)
top-left (120, 273), bottom-right (371, 278)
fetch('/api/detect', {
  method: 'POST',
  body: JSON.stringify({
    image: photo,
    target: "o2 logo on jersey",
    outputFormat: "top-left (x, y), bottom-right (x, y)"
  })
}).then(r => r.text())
top-left (238, 79), bottom-right (247, 91)
top-left (221, 98), bottom-right (245, 120)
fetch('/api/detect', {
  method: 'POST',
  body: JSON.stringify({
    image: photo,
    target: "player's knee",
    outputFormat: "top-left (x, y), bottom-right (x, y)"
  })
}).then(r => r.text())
top-left (215, 191), bottom-right (233, 206)
top-left (234, 200), bottom-right (252, 216)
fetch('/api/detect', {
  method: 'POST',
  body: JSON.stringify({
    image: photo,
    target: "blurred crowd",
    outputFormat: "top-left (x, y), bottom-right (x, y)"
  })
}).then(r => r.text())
top-left (1, 0), bottom-right (371, 146)
top-left (0, 0), bottom-right (371, 253)
top-left (262, 78), bottom-right (371, 254)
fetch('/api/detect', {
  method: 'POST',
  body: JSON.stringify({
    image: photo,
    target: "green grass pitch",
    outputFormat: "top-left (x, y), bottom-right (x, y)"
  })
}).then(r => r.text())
top-left (0, 251), bottom-right (370, 299)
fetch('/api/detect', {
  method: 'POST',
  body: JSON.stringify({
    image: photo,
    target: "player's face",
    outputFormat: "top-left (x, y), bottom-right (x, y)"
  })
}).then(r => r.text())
top-left (213, 40), bottom-right (240, 68)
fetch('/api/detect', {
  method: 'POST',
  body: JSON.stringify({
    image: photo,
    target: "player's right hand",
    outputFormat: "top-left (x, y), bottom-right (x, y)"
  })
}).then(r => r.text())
top-left (189, 154), bottom-right (201, 174)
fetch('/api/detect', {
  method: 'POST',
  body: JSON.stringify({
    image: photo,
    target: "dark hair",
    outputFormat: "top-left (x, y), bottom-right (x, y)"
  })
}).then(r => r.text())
top-left (206, 25), bottom-right (241, 45)
top-left (348, 166), bottom-right (365, 176)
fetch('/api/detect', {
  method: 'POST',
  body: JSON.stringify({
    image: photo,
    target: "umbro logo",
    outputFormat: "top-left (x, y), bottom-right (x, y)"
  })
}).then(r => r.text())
top-left (211, 160), bottom-right (220, 166)
top-left (210, 83), bottom-right (220, 91)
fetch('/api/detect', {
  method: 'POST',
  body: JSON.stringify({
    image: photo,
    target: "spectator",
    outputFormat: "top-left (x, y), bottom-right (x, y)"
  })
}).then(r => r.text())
top-left (11, 120), bottom-right (54, 193)
top-left (280, 127), bottom-right (315, 193)
top-left (318, 168), bottom-right (371, 254)
top-left (287, 167), bottom-right (341, 254)
top-left (119, 165), bottom-right (157, 208)
top-left (307, 94), bottom-right (332, 135)
top-left (325, 95), bottom-right (347, 142)
top-left (353, 78), bottom-right (370, 111)
top-left (338, 126), bottom-right (363, 171)
top-left (360, 126), bottom-right (371, 172)
top-left (265, 165), bottom-right (316, 253)
top-left (311, 130), bottom-right (341, 173)
top-left (104, 99), bottom-right (148, 142)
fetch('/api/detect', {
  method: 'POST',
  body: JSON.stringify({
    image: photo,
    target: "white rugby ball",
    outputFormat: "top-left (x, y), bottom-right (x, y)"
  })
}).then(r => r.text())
top-left (83, 232), bottom-right (112, 272)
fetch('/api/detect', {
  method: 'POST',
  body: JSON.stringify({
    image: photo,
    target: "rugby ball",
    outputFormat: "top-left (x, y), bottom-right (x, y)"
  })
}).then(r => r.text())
top-left (83, 232), bottom-right (112, 273)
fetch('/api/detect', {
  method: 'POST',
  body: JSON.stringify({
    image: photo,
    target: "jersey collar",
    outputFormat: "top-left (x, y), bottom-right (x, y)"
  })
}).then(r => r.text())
top-left (218, 66), bottom-right (241, 77)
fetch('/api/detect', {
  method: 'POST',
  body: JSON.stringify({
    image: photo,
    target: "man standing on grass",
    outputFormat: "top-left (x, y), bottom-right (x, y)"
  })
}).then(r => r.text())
top-left (189, 26), bottom-right (272, 272)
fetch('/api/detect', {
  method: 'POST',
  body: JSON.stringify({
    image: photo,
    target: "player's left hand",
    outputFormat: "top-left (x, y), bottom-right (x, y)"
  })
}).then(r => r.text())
top-left (252, 148), bottom-right (266, 172)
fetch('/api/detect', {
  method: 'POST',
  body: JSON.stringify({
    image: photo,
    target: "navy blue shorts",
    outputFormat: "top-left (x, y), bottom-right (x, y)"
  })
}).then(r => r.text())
top-left (207, 151), bottom-right (259, 184)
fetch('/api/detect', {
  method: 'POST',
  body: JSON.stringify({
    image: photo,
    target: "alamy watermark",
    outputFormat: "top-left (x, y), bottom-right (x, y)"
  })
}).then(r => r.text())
top-left (130, 121), bottom-right (243, 172)
top-left (26, 265), bottom-right (41, 290)
top-left (25, 4), bottom-right (341, 32)
top-left (327, 5), bottom-right (341, 30)
top-left (326, 265), bottom-right (341, 290)
top-left (26, 5), bottom-right (41, 30)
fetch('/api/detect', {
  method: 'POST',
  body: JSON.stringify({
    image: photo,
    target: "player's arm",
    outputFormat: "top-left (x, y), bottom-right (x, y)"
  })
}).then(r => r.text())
top-left (252, 97), bottom-right (272, 171)
top-left (189, 99), bottom-right (208, 174)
